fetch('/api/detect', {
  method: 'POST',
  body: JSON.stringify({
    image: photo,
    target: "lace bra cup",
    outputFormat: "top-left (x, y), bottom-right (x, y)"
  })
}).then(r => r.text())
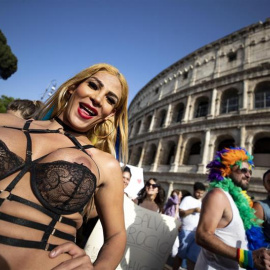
top-left (0, 137), bottom-right (97, 215)
top-left (0, 139), bottom-right (25, 179)
top-left (31, 160), bottom-right (96, 215)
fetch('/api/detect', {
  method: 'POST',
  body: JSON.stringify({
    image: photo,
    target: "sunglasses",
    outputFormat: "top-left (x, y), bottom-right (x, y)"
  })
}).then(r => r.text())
top-left (239, 168), bottom-right (252, 176)
top-left (146, 183), bottom-right (159, 188)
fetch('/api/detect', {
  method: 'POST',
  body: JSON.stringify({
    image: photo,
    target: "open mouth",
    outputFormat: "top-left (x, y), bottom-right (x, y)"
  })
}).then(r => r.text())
top-left (79, 103), bottom-right (98, 117)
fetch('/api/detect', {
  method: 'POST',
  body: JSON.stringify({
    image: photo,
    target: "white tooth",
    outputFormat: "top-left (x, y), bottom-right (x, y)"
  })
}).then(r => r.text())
top-left (81, 105), bottom-right (93, 115)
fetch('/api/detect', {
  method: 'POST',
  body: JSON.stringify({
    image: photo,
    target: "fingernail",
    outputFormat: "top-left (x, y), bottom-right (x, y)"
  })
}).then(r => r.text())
top-left (51, 250), bottom-right (56, 256)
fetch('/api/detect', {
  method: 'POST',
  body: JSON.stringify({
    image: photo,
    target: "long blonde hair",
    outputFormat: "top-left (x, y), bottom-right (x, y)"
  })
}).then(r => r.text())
top-left (38, 63), bottom-right (129, 163)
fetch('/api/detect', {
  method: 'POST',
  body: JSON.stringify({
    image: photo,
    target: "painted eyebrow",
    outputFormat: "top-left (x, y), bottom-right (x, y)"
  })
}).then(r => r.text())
top-left (91, 76), bottom-right (120, 103)
top-left (91, 77), bottom-right (104, 88)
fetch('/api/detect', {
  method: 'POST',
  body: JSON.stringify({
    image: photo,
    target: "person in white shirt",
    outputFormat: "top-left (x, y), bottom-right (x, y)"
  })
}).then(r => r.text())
top-left (173, 182), bottom-right (206, 270)
top-left (173, 182), bottom-right (205, 270)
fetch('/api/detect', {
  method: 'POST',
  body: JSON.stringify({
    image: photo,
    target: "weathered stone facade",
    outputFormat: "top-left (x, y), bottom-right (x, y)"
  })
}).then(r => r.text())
top-left (128, 18), bottom-right (270, 200)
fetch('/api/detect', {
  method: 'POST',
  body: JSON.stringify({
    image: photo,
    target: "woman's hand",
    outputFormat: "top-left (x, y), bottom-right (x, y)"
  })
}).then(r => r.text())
top-left (49, 242), bottom-right (93, 270)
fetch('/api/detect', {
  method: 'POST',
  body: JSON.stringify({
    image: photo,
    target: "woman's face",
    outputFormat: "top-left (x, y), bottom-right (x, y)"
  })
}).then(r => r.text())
top-left (145, 179), bottom-right (159, 195)
top-left (64, 71), bottom-right (122, 132)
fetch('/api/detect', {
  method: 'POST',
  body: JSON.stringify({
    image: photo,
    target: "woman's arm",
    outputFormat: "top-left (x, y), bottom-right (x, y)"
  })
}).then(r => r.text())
top-left (91, 157), bottom-right (126, 269)
top-left (167, 194), bottom-right (179, 206)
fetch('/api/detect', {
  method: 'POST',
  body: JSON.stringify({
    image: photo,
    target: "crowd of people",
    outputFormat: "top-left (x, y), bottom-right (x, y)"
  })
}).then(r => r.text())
top-left (1, 63), bottom-right (270, 270)
top-left (123, 154), bottom-right (270, 270)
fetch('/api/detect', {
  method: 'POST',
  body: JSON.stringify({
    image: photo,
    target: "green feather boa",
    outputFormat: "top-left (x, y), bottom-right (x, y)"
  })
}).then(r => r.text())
top-left (209, 178), bottom-right (262, 229)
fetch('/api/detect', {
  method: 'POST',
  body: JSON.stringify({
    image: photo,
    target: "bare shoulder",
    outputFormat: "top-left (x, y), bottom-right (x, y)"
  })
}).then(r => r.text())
top-left (253, 201), bottom-right (264, 220)
top-left (90, 148), bottom-right (122, 181)
top-left (199, 188), bottom-right (230, 227)
top-left (202, 188), bottom-right (228, 205)
top-left (0, 113), bottom-right (25, 127)
top-left (92, 148), bottom-right (121, 169)
top-left (253, 201), bottom-right (261, 208)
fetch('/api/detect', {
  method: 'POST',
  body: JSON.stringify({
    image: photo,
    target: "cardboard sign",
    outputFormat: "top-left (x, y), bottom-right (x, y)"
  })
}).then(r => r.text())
top-left (85, 196), bottom-right (180, 270)
top-left (121, 163), bottom-right (144, 200)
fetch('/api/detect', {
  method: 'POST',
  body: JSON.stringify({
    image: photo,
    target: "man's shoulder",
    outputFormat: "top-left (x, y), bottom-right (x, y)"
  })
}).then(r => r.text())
top-left (202, 188), bottom-right (229, 205)
top-left (206, 187), bottom-right (226, 196)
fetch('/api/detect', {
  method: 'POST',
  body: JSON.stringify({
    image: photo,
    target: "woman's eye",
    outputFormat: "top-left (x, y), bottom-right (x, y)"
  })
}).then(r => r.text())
top-left (88, 81), bottom-right (98, 90)
top-left (107, 96), bottom-right (116, 105)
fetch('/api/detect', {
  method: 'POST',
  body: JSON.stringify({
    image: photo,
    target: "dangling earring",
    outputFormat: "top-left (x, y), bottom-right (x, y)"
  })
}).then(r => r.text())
top-left (93, 119), bottom-right (115, 139)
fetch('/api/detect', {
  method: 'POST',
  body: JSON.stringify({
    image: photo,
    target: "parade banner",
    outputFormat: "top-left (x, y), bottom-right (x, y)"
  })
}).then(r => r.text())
top-left (85, 196), bottom-right (180, 270)
top-left (121, 163), bottom-right (144, 200)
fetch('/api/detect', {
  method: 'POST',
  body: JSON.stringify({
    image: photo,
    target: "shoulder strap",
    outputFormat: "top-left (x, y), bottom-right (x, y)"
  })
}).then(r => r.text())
top-left (4, 131), bottom-right (33, 193)
top-left (83, 145), bottom-right (96, 150)
top-left (22, 119), bottom-right (34, 130)
top-left (64, 132), bottom-right (95, 154)
top-left (3, 119), bottom-right (33, 131)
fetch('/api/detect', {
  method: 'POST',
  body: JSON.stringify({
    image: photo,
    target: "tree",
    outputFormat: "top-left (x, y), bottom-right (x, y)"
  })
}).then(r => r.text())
top-left (0, 30), bottom-right (18, 80)
top-left (0, 95), bottom-right (14, 113)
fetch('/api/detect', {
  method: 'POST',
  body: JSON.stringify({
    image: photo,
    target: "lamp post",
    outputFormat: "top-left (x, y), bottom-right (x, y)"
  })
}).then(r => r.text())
top-left (41, 79), bottom-right (57, 101)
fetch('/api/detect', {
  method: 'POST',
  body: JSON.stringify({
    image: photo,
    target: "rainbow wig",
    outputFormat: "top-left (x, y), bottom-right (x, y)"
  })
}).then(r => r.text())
top-left (207, 147), bottom-right (254, 182)
top-left (207, 147), bottom-right (268, 252)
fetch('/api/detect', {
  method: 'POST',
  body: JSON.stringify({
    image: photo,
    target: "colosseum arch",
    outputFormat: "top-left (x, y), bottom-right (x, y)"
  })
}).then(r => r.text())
top-left (253, 133), bottom-right (270, 167)
top-left (218, 138), bottom-right (236, 151)
top-left (129, 145), bottom-right (142, 166)
top-left (143, 143), bottom-right (157, 166)
top-left (129, 124), bottom-right (134, 138)
top-left (220, 88), bottom-right (239, 114)
top-left (128, 148), bottom-right (132, 163)
top-left (154, 109), bottom-right (167, 129)
top-left (194, 96), bottom-right (209, 118)
top-left (160, 140), bottom-right (176, 165)
top-left (254, 81), bottom-right (270, 109)
top-left (183, 138), bottom-right (202, 165)
top-left (135, 120), bottom-right (142, 135)
top-left (172, 102), bottom-right (185, 123)
top-left (213, 134), bottom-right (236, 155)
top-left (141, 114), bottom-right (152, 133)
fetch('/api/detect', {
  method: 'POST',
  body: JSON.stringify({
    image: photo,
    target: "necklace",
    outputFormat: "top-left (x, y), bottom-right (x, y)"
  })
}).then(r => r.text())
top-left (54, 117), bottom-right (86, 135)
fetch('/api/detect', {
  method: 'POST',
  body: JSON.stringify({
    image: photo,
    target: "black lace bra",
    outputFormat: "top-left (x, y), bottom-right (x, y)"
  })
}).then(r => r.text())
top-left (0, 120), bottom-right (97, 251)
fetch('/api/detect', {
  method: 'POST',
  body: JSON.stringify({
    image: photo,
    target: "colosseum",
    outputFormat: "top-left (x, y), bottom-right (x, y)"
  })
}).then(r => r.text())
top-left (128, 18), bottom-right (270, 200)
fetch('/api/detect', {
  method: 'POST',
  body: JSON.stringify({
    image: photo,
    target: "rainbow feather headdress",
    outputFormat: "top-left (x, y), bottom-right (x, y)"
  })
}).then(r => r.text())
top-left (207, 147), bottom-right (268, 251)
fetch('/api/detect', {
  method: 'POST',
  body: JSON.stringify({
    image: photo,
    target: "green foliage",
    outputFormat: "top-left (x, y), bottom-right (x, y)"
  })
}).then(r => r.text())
top-left (0, 95), bottom-right (14, 113)
top-left (0, 30), bottom-right (18, 80)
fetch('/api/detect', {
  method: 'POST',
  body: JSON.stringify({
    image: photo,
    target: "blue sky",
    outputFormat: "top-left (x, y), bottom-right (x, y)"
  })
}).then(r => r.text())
top-left (0, 0), bottom-right (269, 106)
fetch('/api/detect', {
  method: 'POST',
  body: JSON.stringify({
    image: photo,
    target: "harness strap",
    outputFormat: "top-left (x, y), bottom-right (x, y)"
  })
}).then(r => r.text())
top-left (64, 132), bottom-right (85, 151)
top-left (22, 120), bottom-right (33, 130)
top-left (4, 131), bottom-right (33, 192)
top-left (5, 166), bottom-right (31, 193)
top-left (0, 212), bottom-right (75, 242)
top-left (42, 218), bottom-right (58, 243)
top-left (0, 235), bottom-right (57, 251)
top-left (6, 194), bottom-right (77, 227)
top-left (25, 131), bottom-right (32, 163)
